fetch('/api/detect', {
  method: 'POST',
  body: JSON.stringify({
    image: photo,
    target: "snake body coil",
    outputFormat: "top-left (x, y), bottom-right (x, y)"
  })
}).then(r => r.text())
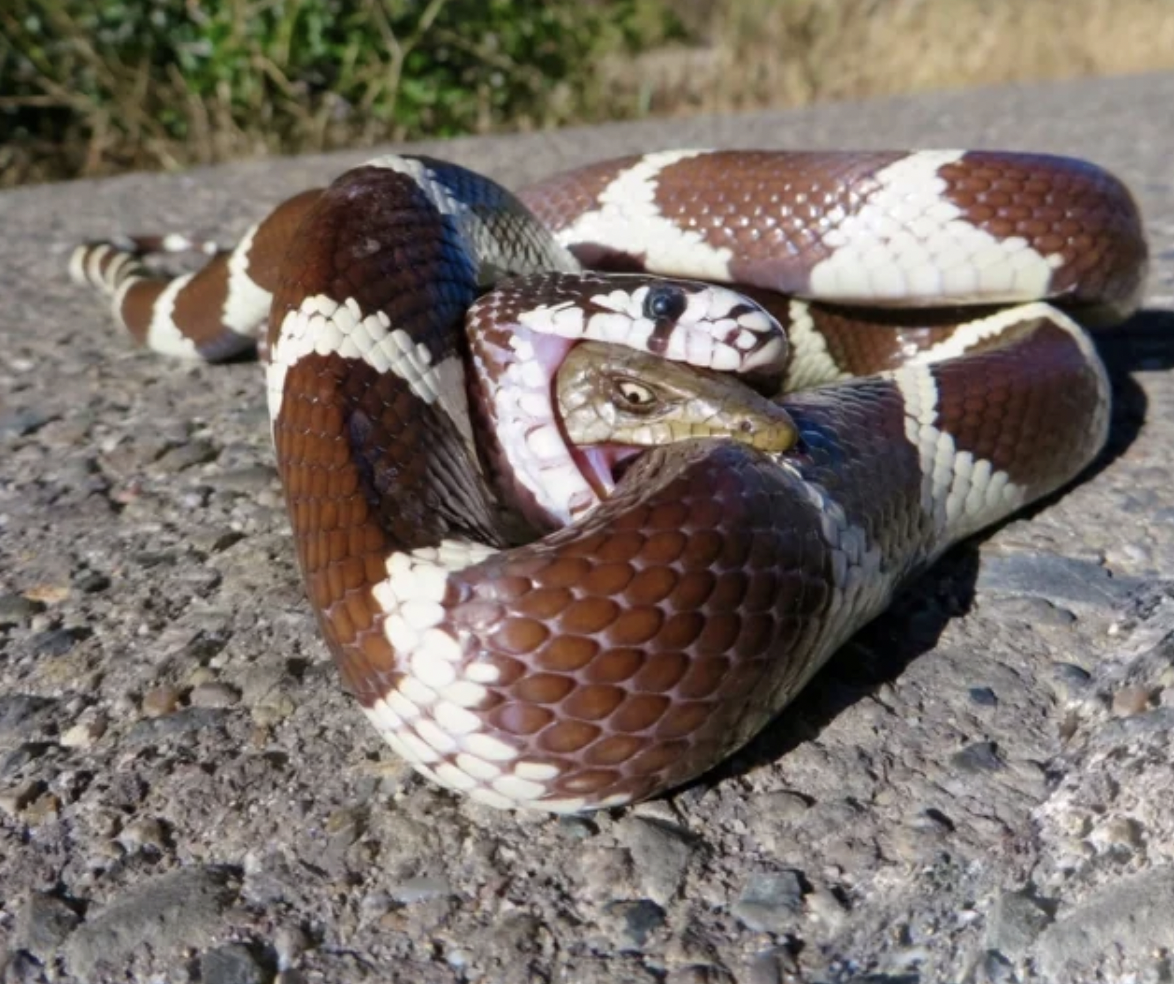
top-left (71, 149), bottom-right (1147, 812)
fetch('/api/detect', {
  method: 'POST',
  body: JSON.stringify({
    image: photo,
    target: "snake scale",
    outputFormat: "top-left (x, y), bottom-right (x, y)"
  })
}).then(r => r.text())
top-left (70, 148), bottom-right (1148, 813)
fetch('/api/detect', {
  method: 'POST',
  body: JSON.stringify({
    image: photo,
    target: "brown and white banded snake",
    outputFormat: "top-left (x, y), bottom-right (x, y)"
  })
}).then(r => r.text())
top-left (71, 149), bottom-right (1147, 812)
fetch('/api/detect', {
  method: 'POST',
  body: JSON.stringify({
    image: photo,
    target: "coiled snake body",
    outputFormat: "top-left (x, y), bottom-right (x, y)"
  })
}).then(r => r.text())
top-left (71, 149), bottom-right (1147, 812)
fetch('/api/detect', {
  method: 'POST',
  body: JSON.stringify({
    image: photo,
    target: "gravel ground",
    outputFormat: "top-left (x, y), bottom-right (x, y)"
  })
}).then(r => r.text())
top-left (2, 73), bottom-right (1174, 984)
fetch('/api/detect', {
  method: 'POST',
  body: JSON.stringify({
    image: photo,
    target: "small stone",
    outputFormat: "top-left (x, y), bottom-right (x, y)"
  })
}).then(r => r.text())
top-left (274, 925), bottom-right (309, 971)
top-left (189, 682), bottom-right (241, 709)
top-left (212, 465), bottom-right (279, 492)
top-left (325, 806), bottom-right (366, 847)
top-left (117, 816), bottom-right (169, 853)
top-left (968, 687), bottom-right (998, 707)
top-left (617, 817), bottom-right (696, 903)
top-left (125, 707), bottom-right (228, 745)
top-left (951, 741), bottom-right (1005, 773)
top-left (756, 790), bottom-right (810, 821)
top-left (1051, 662), bottom-right (1093, 701)
top-left (23, 792), bottom-right (61, 824)
top-left (389, 877), bottom-right (452, 904)
top-left (0, 407), bottom-right (53, 436)
top-left (1089, 815), bottom-right (1143, 851)
top-left (14, 892), bottom-right (81, 958)
top-left (984, 889), bottom-right (1053, 958)
top-left (604, 899), bottom-right (665, 949)
top-left (1112, 685), bottom-right (1152, 716)
top-left (747, 946), bottom-right (800, 984)
top-left (732, 871), bottom-right (805, 933)
top-left (156, 439), bottom-right (220, 471)
top-left (30, 628), bottom-right (78, 657)
top-left (0, 593), bottom-right (37, 626)
top-left (200, 943), bottom-right (268, 984)
top-left (557, 815), bottom-right (597, 839)
top-left (60, 715), bottom-right (107, 749)
top-left (188, 666), bottom-right (219, 688)
top-left (74, 571), bottom-right (111, 594)
top-left (141, 686), bottom-right (181, 718)
top-left (251, 693), bottom-right (297, 727)
top-left (805, 886), bottom-right (848, 933)
top-left (0, 695), bottom-right (55, 737)
top-left (23, 584), bottom-right (70, 605)
top-left (0, 780), bottom-right (44, 817)
top-left (1, 743), bottom-right (50, 777)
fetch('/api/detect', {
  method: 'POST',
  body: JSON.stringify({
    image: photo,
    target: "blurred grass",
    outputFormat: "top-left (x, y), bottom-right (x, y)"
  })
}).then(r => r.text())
top-left (2, 0), bottom-right (1172, 187)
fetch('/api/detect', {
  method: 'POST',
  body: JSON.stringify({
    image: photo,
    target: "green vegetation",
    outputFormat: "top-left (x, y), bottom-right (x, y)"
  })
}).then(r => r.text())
top-left (4, 0), bottom-right (1173, 187)
top-left (0, 0), bottom-right (684, 185)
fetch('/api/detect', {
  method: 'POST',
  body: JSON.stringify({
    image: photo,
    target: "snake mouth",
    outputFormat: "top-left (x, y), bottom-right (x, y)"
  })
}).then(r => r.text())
top-left (569, 443), bottom-right (644, 499)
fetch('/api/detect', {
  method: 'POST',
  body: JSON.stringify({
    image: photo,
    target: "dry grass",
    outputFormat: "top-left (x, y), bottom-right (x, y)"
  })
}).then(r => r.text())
top-left (607, 0), bottom-right (1174, 117)
top-left (5, 0), bottom-right (1174, 186)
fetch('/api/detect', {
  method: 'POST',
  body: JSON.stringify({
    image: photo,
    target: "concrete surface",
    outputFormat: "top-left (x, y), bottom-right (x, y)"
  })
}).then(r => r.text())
top-left (2, 72), bottom-right (1174, 984)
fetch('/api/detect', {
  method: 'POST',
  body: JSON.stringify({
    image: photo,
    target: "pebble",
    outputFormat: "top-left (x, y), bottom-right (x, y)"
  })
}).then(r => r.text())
top-left (1088, 815), bottom-right (1143, 852)
top-left (30, 627), bottom-right (79, 657)
top-left (0, 594), bottom-right (37, 626)
top-left (805, 885), bottom-right (849, 933)
top-left (117, 816), bottom-right (169, 854)
top-left (74, 570), bottom-right (111, 593)
top-left (950, 741), bottom-right (1006, 773)
top-left (0, 695), bottom-right (56, 737)
top-left (617, 816), bottom-right (695, 903)
top-left (968, 686), bottom-right (999, 707)
top-left (746, 946), bottom-right (800, 984)
top-left (273, 925), bottom-right (309, 971)
top-left (0, 743), bottom-right (50, 777)
top-left (14, 892), bottom-right (81, 959)
top-left (155, 439), bottom-right (220, 471)
top-left (0, 407), bottom-right (53, 437)
top-left (732, 871), bottom-right (805, 933)
top-left (755, 790), bottom-right (811, 822)
top-left (603, 899), bottom-right (665, 949)
top-left (60, 715), bottom-right (107, 749)
top-left (388, 877), bottom-right (453, 904)
top-left (200, 943), bottom-right (269, 984)
top-left (141, 685), bottom-right (181, 718)
top-left (125, 707), bottom-right (228, 745)
top-left (189, 682), bottom-right (242, 708)
top-left (23, 792), bottom-right (61, 824)
top-left (0, 780), bottom-right (44, 817)
top-left (64, 866), bottom-right (239, 979)
top-left (984, 889), bottom-right (1053, 959)
top-left (211, 465), bottom-right (280, 492)
top-left (1112, 685), bottom-right (1152, 716)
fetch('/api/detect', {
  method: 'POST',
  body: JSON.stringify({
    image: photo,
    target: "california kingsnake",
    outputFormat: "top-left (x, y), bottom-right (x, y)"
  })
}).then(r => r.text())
top-left (70, 149), bottom-right (1147, 813)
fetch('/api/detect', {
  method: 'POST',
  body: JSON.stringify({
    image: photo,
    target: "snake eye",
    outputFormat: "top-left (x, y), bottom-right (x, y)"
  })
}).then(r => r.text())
top-left (613, 377), bottom-right (658, 412)
top-left (643, 284), bottom-right (687, 321)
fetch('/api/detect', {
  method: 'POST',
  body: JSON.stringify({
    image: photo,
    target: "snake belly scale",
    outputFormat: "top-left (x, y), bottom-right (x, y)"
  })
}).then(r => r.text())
top-left (69, 148), bottom-right (1147, 812)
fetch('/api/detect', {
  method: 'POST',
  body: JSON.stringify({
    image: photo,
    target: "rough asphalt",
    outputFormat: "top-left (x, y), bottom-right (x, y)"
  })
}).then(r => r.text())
top-left (2, 72), bottom-right (1174, 983)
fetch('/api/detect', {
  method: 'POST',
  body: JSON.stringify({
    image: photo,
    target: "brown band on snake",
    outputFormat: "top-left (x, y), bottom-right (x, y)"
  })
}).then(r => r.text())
top-left (937, 153), bottom-right (1148, 309)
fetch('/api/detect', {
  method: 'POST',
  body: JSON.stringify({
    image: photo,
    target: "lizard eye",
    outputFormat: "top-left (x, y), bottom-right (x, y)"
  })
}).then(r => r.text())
top-left (614, 378), bottom-right (658, 411)
top-left (643, 285), bottom-right (687, 321)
